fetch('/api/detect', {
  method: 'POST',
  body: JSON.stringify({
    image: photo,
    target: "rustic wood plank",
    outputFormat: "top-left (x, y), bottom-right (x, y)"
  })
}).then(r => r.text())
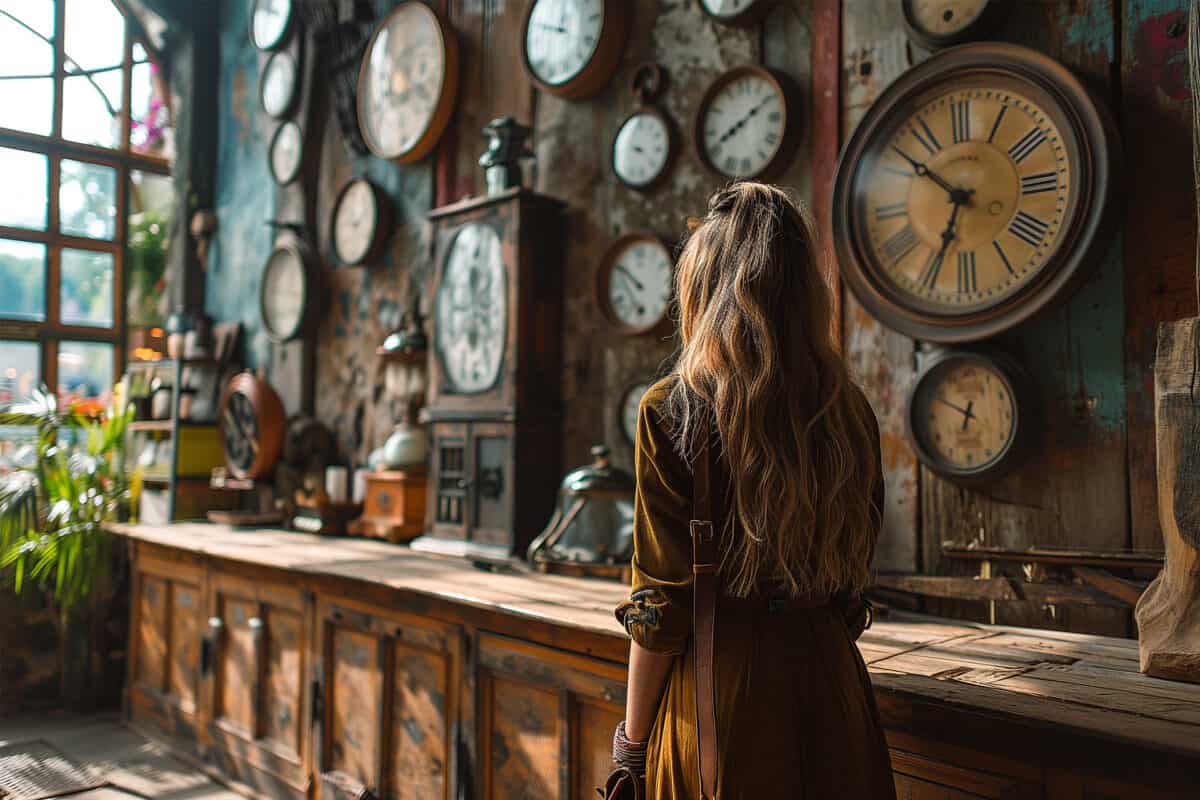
top-left (1071, 567), bottom-right (1146, 606)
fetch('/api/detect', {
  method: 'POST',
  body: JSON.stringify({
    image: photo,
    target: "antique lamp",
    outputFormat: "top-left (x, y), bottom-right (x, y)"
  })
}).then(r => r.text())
top-left (527, 446), bottom-right (636, 580)
top-left (349, 309), bottom-right (430, 543)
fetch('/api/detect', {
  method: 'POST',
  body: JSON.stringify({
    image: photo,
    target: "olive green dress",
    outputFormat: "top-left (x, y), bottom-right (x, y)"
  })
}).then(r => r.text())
top-left (615, 379), bottom-right (897, 800)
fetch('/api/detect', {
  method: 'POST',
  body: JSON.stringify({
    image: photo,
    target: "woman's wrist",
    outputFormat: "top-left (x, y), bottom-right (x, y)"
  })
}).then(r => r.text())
top-left (612, 720), bottom-right (648, 773)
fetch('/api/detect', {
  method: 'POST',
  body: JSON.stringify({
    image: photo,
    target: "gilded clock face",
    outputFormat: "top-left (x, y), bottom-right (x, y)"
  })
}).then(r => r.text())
top-left (436, 223), bottom-right (508, 394)
top-left (598, 235), bottom-right (673, 333)
top-left (696, 66), bottom-right (794, 180)
top-left (612, 112), bottom-right (671, 189)
top-left (524, 0), bottom-right (605, 87)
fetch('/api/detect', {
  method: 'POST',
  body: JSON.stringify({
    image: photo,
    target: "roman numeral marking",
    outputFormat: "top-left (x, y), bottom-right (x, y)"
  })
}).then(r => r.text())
top-left (912, 117), bottom-right (942, 155)
top-left (993, 240), bottom-right (1015, 275)
top-left (956, 251), bottom-right (977, 294)
top-left (918, 250), bottom-right (945, 292)
top-left (987, 106), bottom-right (1008, 143)
top-left (874, 202), bottom-right (907, 221)
top-left (951, 100), bottom-right (970, 144)
top-left (1008, 210), bottom-right (1050, 247)
top-left (1008, 128), bottom-right (1047, 163)
top-left (1020, 171), bottom-right (1058, 195)
top-left (881, 224), bottom-right (919, 265)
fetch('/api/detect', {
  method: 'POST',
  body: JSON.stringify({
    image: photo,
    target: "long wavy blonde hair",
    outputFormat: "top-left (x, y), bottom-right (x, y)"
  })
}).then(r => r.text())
top-left (668, 182), bottom-right (882, 598)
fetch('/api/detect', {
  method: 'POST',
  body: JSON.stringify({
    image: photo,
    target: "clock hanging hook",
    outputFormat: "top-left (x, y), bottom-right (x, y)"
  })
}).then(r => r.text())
top-left (631, 62), bottom-right (663, 106)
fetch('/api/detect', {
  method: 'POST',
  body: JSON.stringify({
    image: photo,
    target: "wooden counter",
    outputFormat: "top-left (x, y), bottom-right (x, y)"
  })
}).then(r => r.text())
top-left (110, 522), bottom-right (1199, 799)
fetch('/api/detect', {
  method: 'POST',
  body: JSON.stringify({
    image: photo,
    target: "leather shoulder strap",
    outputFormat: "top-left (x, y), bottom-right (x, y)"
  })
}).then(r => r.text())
top-left (690, 415), bottom-right (718, 799)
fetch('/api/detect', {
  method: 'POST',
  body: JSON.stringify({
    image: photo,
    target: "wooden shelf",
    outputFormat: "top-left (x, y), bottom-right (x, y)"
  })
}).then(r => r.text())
top-left (129, 420), bottom-right (173, 432)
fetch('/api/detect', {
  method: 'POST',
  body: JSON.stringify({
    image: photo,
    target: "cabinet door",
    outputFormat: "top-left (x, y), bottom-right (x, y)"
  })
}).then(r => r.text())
top-left (476, 635), bottom-right (625, 800)
top-left (468, 423), bottom-right (513, 548)
top-left (315, 597), bottom-right (463, 800)
top-left (429, 423), bottom-right (469, 541)
top-left (127, 551), bottom-right (206, 750)
top-left (208, 573), bottom-right (311, 798)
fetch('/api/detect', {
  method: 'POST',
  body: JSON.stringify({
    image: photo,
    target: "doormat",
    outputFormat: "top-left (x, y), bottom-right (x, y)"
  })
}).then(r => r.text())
top-left (0, 740), bottom-right (106, 800)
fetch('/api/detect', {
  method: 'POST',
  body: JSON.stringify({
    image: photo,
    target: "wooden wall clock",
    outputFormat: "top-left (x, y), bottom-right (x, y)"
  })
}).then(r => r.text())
top-left (831, 43), bottom-right (1118, 343)
top-left (357, 2), bottom-right (459, 164)
top-left (907, 349), bottom-right (1031, 485)
top-left (260, 50), bottom-right (299, 119)
top-left (902, 0), bottom-right (1010, 50)
top-left (416, 188), bottom-right (566, 562)
top-left (694, 65), bottom-right (800, 181)
top-left (330, 177), bottom-right (392, 266)
top-left (612, 63), bottom-right (676, 191)
top-left (596, 232), bottom-right (673, 335)
top-left (219, 371), bottom-right (287, 480)
top-left (697, 0), bottom-right (776, 27)
top-left (521, 0), bottom-right (629, 99)
top-left (251, 0), bottom-right (294, 51)
top-left (260, 240), bottom-right (317, 342)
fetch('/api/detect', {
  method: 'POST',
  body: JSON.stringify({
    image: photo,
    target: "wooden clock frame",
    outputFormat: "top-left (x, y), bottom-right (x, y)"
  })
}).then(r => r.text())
top-left (697, 0), bottom-right (777, 28)
top-left (329, 176), bottom-right (394, 266)
top-left (611, 63), bottom-right (677, 192)
top-left (595, 232), bottom-right (674, 336)
top-left (693, 64), bottom-right (802, 182)
top-left (218, 371), bottom-right (287, 480)
top-left (520, 0), bottom-right (630, 100)
top-left (902, 0), bottom-right (1011, 51)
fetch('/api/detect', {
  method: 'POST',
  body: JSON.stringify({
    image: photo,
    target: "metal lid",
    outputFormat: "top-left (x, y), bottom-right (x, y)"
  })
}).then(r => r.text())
top-left (560, 445), bottom-right (635, 495)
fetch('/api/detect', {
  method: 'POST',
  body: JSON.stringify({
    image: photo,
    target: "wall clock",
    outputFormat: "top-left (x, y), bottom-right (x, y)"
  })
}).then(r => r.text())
top-left (331, 177), bottom-right (392, 266)
top-left (259, 50), bottom-right (299, 119)
top-left (260, 242), bottom-right (315, 342)
top-left (619, 379), bottom-right (652, 445)
top-left (521, 0), bottom-right (629, 99)
top-left (907, 350), bottom-right (1030, 484)
top-left (251, 0), bottom-right (294, 51)
top-left (697, 0), bottom-right (776, 27)
top-left (219, 371), bottom-right (286, 480)
top-left (268, 120), bottom-right (303, 186)
top-left (902, 0), bottom-right (1010, 50)
top-left (596, 233), bottom-right (673, 335)
top-left (612, 63), bottom-right (676, 191)
top-left (831, 43), bottom-right (1117, 343)
top-left (435, 222), bottom-right (508, 395)
top-left (694, 65), bottom-right (799, 181)
top-left (357, 2), bottom-right (459, 164)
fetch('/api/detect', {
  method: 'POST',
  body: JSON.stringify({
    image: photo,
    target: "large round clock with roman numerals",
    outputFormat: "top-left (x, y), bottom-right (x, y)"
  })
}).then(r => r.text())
top-left (832, 43), bottom-right (1117, 343)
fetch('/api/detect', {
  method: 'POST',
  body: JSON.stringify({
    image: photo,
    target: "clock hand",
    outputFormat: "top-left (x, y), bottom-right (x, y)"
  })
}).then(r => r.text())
top-left (935, 396), bottom-right (974, 420)
top-left (534, 22), bottom-right (568, 34)
top-left (717, 94), bottom-right (776, 145)
top-left (961, 400), bottom-right (975, 432)
top-left (614, 265), bottom-right (645, 292)
top-left (890, 146), bottom-right (974, 202)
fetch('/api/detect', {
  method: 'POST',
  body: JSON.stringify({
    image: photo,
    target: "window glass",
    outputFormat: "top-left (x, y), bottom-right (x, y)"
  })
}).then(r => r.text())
top-left (0, 239), bottom-right (46, 321)
top-left (0, 2), bottom-right (55, 136)
top-left (62, 0), bottom-right (125, 149)
top-left (127, 170), bottom-right (171, 351)
top-left (130, 44), bottom-right (173, 160)
top-left (0, 339), bottom-right (39, 472)
top-left (0, 147), bottom-right (48, 230)
top-left (60, 248), bottom-right (113, 327)
top-left (62, 69), bottom-right (123, 149)
top-left (60, 158), bottom-right (117, 239)
top-left (57, 339), bottom-right (112, 406)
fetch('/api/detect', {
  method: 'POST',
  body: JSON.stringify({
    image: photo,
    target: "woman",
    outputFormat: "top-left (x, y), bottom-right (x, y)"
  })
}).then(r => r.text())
top-left (613, 182), bottom-right (896, 799)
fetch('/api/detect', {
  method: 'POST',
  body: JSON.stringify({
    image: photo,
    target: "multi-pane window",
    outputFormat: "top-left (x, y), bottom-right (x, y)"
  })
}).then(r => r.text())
top-left (0, 0), bottom-right (173, 431)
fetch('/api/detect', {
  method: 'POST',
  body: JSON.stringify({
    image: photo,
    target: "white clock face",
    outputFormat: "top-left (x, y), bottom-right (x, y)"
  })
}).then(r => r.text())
top-left (270, 121), bottom-right (302, 185)
top-left (700, 0), bottom-right (759, 19)
top-left (524, 0), bottom-right (605, 87)
top-left (621, 381), bottom-right (651, 444)
top-left (252, 0), bottom-right (292, 50)
top-left (261, 248), bottom-right (306, 339)
top-left (261, 51), bottom-right (297, 118)
top-left (333, 180), bottom-right (379, 265)
top-left (360, 3), bottom-right (447, 159)
top-left (605, 239), bottom-right (672, 331)
top-left (909, 0), bottom-right (988, 35)
top-left (436, 224), bottom-right (508, 394)
top-left (612, 112), bottom-right (670, 188)
top-left (700, 71), bottom-right (787, 179)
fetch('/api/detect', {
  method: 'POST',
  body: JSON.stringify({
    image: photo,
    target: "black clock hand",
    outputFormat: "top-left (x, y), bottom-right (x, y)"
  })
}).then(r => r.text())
top-left (935, 396), bottom-right (976, 422)
top-left (614, 265), bottom-right (645, 292)
top-left (717, 94), bottom-right (776, 145)
top-left (890, 146), bottom-right (974, 201)
top-left (534, 22), bottom-right (568, 34)
top-left (961, 400), bottom-right (975, 432)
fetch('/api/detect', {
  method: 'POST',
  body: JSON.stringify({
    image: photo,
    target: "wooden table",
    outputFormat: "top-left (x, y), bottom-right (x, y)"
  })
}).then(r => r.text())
top-left (110, 522), bottom-right (1200, 799)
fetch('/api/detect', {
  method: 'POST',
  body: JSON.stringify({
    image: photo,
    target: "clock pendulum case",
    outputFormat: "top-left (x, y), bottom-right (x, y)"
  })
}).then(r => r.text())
top-left (411, 187), bottom-right (567, 562)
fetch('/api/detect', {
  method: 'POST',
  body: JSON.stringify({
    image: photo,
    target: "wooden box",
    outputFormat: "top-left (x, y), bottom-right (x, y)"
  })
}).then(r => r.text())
top-left (348, 469), bottom-right (428, 543)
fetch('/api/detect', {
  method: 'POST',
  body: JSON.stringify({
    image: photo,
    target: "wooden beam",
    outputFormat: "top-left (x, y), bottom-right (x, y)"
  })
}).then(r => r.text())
top-left (812, 0), bottom-right (841, 339)
top-left (1073, 567), bottom-right (1147, 606)
top-left (942, 545), bottom-right (1164, 570)
top-left (876, 574), bottom-right (1136, 609)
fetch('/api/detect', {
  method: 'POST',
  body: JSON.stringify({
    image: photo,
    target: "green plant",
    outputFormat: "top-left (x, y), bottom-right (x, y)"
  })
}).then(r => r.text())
top-left (0, 387), bottom-right (133, 611)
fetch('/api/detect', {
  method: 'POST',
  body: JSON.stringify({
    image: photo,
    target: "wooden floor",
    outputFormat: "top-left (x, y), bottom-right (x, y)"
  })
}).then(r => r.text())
top-left (0, 713), bottom-right (241, 799)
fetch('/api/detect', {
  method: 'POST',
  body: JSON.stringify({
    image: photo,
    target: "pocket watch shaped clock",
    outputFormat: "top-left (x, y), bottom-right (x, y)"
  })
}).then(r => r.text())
top-left (331, 177), bottom-right (392, 266)
top-left (697, 0), bottom-right (776, 27)
top-left (268, 120), bottom-right (303, 185)
top-left (357, 2), bottom-right (460, 164)
top-left (902, 0), bottom-right (1010, 50)
top-left (260, 241), bottom-right (317, 342)
top-left (831, 43), bottom-right (1118, 343)
top-left (435, 222), bottom-right (508, 395)
top-left (251, 0), bottom-right (294, 51)
top-left (612, 63), bottom-right (676, 191)
top-left (907, 350), bottom-right (1031, 485)
top-left (521, 0), bottom-right (629, 99)
top-left (596, 233), bottom-right (673, 335)
top-left (260, 50), bottom-right (298, 119)
top-left (694, 65), bottom-right (800, 181)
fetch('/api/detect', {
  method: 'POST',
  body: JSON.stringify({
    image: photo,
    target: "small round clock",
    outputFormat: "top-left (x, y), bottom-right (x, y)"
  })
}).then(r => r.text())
top-left (268, 120), bottom-right (303, 185)
top-left (907, 350), bottom-right (1030, 484)
top-left (435, 222), bottom-right (508, 395)
top-left (697, 0), bottom-right (776, 27)
top-left (259, 50), bottom-right (298, 119)
top-left (612, 64), bottom-right (676, 191)
top-left (331, 177), bottom-right (392, 266)
top-left (219, 371), bottom-right (286, 480)
top-left (521, 0), bottom-right (629, 99)
top-left (619, 379), bottom-right (652, 445)
top-left (251, 0), bottom-right (293, 51)
top-left (260, 242), bottom-right (315, 341)
top-left (357, 2), bottom-right (459, 164)
top-left (694, 65), bottom-right (799, 181)
top-left (596, 233), bottom-right (673, 335)
top-left (902, 0), bottom-right (1010, 50)
top-left (832, 43), bottom-right (1117, 343)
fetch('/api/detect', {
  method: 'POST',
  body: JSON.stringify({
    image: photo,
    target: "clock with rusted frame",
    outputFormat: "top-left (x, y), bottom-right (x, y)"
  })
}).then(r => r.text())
top-left (694, 64), bottom-right (801, 181)
top-left (832, 43), bottom-right (1118, 343)
top-left (413, 188), bottom-right (566, 563)
top-left (521, 0), bottom-right (629, 99)
top-left (902, 0), bottom-right (1010, 50)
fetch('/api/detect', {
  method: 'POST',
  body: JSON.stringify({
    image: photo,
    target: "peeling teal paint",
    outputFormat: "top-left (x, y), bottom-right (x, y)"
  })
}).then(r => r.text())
top-left (1063, 1), bottom-right (1116, 63)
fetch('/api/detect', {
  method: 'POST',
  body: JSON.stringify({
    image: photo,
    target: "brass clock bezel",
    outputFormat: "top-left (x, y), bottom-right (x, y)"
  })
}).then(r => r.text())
top-left (902, 0), bottom-right (1011, 51)
top-left (696, 0), bottom-right (777, 27)
top-left (356, 2), bottom-right (460, 164)
top-left (520, 0), bottom-right (630, 100)
top-left (906, 349), bottom-right (1032, 486)
top-left (330, 176), bottom-right (393, 266)
top-left (693, 64), bottom-right (801, 182)
top-left (831, 43), bottom-right (1119, 344)
top-left (595, 233), bottom-right (675, 336)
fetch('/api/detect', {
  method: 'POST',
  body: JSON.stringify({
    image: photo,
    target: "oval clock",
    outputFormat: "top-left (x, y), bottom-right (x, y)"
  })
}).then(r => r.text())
top-left (902, 0), bottom-right (1010, 50)
top-left (521, 0), bottom-right (629, 99)
top-left (251, 0), bottom-right (293, 51)
top-left (260, 50), bottom-right (298, 119)
top-left (260, 241), bottom-right (316, 342)
top-left (831, 43), bottom-right (1118, 343)
top-left (219, 371), bottom-right (286, 480)
top-left (596, 233), bottom-right (673, 335)
top-left (331, 177), bottom-right (392, 266)
top-left (694, 65), bottom-right (799, 181)
top-left (268, 120), bottom-right (303, 185)
top-left (612, 63), bottom-right (676, 191)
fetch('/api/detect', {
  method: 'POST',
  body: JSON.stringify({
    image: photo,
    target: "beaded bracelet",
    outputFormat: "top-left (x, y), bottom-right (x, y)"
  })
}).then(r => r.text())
top-left (612, 720), bottom-right (648, 773)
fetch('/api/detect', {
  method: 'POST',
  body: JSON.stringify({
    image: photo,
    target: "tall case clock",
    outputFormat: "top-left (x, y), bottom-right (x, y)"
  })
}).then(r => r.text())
top-left (413, 188), bottom-right (566, 562)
